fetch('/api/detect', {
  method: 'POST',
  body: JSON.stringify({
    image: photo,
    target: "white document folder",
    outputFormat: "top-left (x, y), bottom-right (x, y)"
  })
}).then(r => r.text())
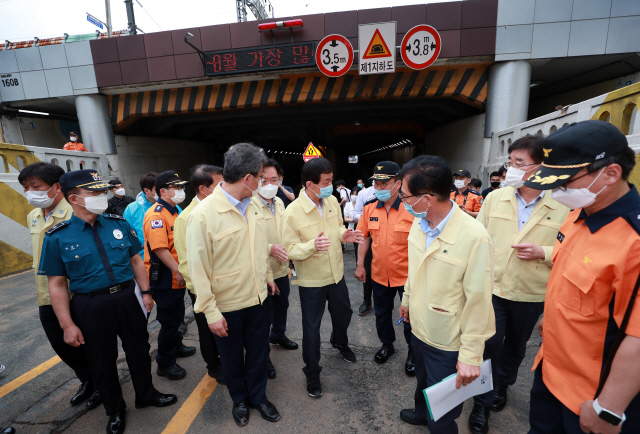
top-left (424, 359), bottom-right (493, 421)
top-left (134, 281), bottom-right (149, 319)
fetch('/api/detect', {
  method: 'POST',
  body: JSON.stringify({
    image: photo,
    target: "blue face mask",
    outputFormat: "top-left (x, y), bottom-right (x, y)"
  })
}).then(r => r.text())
top-left (313, 184), bottom-right (334, 199)
top-left (374, 181), bottom-right (399, 203)
top-left (357, 183), bottom-right (363, 188)
top-left (404, 195), bottom-right (427, 219)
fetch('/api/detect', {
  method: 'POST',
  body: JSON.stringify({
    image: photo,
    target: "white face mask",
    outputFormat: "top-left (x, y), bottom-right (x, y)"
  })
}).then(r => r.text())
top-left (74, 193), bottom-right (108, 215)
top-left (70, 137), bottom-right (77, 142)
top-left (259, 183), bottom-right (279, 199)
top-left (168, 189), bottom-right (185, 205)
top-left (505, 164), bottom-right (540, 189)
top-left (499, 180), bottom-right (507, 188)
top-left (26, 186), bottom-right (56, 208)
top-left (551, 168), bottom-right (607, 210)
top-left (115, 188), bottom-right (125, 196)
top-left (351, 196), bottom-right (357, 203)
top-left (246, 175), bottom-right (260, 197)
top-left (454, 179), bottom-right (466, 189)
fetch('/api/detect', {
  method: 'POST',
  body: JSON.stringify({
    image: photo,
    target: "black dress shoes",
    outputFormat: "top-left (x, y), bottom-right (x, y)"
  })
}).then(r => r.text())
top-left (208, 364), bottom-right (226, 385)
top-left (176, 344), bottom-right (196, 358)
top-left (330, 339), bottom-right (357, 363)
top-left (374, 343), bottom-right (395, 364)
top-left (232, 400), bottom-right (250, 427)
top-left (468, 404), bottom-right (490, 434)
top-left (107, 409), bottom-right (126, 434)
top-left (250, 400), bottom-right (281, 422)
top-left (400, 409), bottom-right (428, 425)
top-left (358, 301), bottom-right (372, 316)
top-left (135, 393), bottom-right (178, 409)
top-left (306, 377), bottom-right (322, 398)
top-left (405, 350), bottom-right (415, 377)
top-left (491, 384), bottom-right (508, 411)
top-left (269, 336), bottom-right (299, 350)
top-left (86, 389), bottom-right (102, 410)
top-left (266, 358), bottom-right (276, 380)
top-left (70, 380), bottom-right (94, 406)
top-left (157, 363), bottom-right (186, 380)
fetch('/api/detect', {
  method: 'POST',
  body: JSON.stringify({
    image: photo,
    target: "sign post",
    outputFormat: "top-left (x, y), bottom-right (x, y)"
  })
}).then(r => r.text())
top-left (358, 22), bottom-right (396, 75)
top-left (400, 25), bottom-right (441, 70)
top-left (316, 35), bottom-right (354, 77)
top-left (303, 142), bottom-right (322, 162)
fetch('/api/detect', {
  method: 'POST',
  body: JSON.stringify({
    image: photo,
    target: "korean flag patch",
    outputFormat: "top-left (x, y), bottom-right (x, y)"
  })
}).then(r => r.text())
top-left (151, 219), bottom-right (164, 229)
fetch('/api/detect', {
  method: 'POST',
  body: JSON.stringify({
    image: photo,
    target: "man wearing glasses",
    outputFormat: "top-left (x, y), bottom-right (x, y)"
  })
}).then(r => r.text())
top-left (143, 170), bottom-right (196, 381)
top-left (397, 155), bottom-right (495, 433)
top-left (468, 135), bottom-right (569, 434)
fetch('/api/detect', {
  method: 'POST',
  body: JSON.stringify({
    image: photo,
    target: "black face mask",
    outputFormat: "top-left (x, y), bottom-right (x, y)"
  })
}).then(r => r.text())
top-left (491, 181), bottom-right (500, 188)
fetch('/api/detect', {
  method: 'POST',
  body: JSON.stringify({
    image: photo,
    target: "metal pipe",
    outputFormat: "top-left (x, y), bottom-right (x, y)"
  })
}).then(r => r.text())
top-left (105, 0), bottom-right (113, 38)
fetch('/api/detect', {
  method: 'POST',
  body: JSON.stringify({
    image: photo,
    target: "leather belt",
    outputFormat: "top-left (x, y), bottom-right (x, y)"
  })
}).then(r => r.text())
top-left (78, 280), bottom-right (134, 297)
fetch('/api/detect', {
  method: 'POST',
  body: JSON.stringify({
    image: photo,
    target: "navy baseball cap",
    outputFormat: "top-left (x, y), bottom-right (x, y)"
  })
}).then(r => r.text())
top-left (59, 170), bottom-right (110, 192)
top-left (155, 170), bottom-right (188, 189)
top-left (524, 120), bottom-right (628, 190)
top-left (455, 169), bottom-right (472, 178)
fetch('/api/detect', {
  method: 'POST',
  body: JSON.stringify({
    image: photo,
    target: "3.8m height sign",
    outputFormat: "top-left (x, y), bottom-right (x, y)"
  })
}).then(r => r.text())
top-left (358, 22), bottom-right (396, 75)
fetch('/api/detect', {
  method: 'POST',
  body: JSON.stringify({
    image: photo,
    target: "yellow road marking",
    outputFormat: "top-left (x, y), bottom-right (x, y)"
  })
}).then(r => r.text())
top-left (0, 355), bottom-right (61, 399)
top-left (161, 374), bottom-right (218, 434)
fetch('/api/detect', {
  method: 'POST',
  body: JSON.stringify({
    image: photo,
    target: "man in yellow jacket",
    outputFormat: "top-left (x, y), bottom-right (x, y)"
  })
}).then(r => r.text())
top-left (469, 135), bottom-right (570, 433)
top-left (397, 155), bottom-right (496, 433)
top-left (281, 157), bottom-right (364, 399)
top-left (174, 164), bottom-right (224, 383)
top-left (186, 143), bottom-right (280, 427)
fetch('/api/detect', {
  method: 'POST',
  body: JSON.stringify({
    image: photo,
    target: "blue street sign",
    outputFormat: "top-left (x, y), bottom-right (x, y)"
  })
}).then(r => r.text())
top-left (87, 14), bottom-right (104, 30)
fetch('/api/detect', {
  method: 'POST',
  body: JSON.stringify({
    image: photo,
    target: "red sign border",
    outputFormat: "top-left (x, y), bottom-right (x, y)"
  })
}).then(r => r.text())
top-left (315, 34), bottom-right (354, 78)
top-left (400, 25), bottom-right (442, 70)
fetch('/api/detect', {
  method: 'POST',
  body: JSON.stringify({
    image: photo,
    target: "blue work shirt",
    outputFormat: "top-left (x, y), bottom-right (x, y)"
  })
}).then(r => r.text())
top-left (419, 200), bottom-right (455, 250)
top-left (515, 188), bottom-right (545, 231)
top-left (38, 214), bottom-right (143, 293)
top-left (220, 184), bottom-right (252, 220)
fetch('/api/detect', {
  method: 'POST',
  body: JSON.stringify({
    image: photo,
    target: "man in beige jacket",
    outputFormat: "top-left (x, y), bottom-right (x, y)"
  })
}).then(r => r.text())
top-left (186, 143), bottom-right (280, 427)
top-left (281, 157), bottom-right (363, 399)
top-left (397, 155), bottom-right (496, 433)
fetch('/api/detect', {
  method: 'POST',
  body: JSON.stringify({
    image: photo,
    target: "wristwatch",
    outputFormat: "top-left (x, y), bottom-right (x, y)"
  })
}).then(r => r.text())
top-left (140, 290), bottom-right (152, 295)
top-left (593, 399), bottom-right (626, 426)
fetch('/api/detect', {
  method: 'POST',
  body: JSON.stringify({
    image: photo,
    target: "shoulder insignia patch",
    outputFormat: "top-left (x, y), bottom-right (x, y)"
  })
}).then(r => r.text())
top-left (130, 229), bottom-right (138, 238)
top-left (364, 197), bottom-right (378, 206)
top-left (46, 220), bottom-right (70, 235)
top-left (151, 219), bottom-right (164, 229)
top-left (470, 190), bottom-right (481, 196)
top-left (104, 214), bottom-right (126, 220)
top-left (154, 204), bottom-right (163, 212)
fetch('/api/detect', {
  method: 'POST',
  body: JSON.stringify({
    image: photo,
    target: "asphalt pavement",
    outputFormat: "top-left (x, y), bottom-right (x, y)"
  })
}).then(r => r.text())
top-left (0, 244), bottom-right (540, 433)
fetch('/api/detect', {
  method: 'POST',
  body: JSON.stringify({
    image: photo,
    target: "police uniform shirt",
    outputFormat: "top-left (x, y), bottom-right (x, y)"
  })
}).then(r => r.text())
top-left (143, 198), bottom-right (184, 289)
top-left (38, 214), bottom-right (142, 293)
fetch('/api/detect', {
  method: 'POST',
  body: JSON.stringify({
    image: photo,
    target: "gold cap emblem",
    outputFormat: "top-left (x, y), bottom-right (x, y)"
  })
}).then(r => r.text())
top-left (543, 148), bottom-right (552, 158)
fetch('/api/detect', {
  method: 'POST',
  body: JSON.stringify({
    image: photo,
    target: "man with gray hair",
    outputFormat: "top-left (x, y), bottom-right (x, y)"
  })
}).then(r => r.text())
top-left (186, 143), bottom-right (281, 427)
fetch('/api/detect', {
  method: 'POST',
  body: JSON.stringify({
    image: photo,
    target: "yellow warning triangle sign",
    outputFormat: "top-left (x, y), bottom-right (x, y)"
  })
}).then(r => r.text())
top-left (362, 28), bottom-right (392, 59)
top-left (303, 142), bottom-right (321, 162)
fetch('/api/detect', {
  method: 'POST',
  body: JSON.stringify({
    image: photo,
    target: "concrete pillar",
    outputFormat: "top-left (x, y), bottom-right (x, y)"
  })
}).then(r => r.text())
top-left (484, 61), bottom-right (531, 138)
top-left (75, 94), bottom-right (116, 154)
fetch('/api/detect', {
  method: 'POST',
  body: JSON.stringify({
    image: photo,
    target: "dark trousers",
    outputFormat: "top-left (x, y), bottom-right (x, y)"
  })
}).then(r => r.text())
top-left (371, 280), bottom-right (411, 347)
top-left (152, 287), bottom-right (185, 368)
top-left (362, 243), bottom-right (373, 305)
top-left (39, 305), bottom-right (92, 383)
top-left (529, 364), bottom-right (640, 434)
top-left (413, 335), bottom-right (465, 434)
top-left (299, 278), bottom-right (353, 378)
top-left (475, 295), bottom-right (544, 406)
top-left (213, 302), bottom-right (270, 405)
top-left (70, 283), bottom-right (157, 415)
top-left (187, 292), bottom-right (219, 370)
top-left (269, 276), bottom-right (291, 341)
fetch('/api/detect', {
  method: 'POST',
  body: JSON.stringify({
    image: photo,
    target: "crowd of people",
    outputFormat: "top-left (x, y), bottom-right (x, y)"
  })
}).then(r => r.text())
top-left (9, 119), bottom-right (640, 434)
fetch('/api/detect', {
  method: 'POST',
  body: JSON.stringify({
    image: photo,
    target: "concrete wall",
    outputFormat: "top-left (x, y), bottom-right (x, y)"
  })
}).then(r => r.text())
top-left (0, 115), bottom-right (81, 149)
top-left (424, 113), bottom-right (491, 182)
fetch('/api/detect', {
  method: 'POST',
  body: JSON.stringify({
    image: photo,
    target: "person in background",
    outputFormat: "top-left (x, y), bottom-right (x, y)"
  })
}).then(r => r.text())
top-left (481, 171), bottom-right (502, 199)
top-left (124, 172), bottom-right (157, 259)
top-left (39, 169), bottom-right (177, 434)
top-left (336, 180), bottom-right (350, 208)
top-left (187, 143), bottom-right (281, 426)
top-left (275, 164), bottom-right (295, 207)
top-left (19, 162), bottom-right (100, 411)
top-left (525, 121), bottom-right (640, 434)
top-left (398, 156), bottom-right (495, 433)
top-left (343, 189), bottom-right (359, 252)
top-left (281, 157), bottom-right (363, 398)
top-left (498, 166), bottom-right (507, 187)
top-left (469, 179), bottom-right (482, 194)
top-left (174, 164), bottom-right (225, 385)
top-left (63, 132), bottom-right (87, 152)
top-left (469, 134), bottom-right (570, 434)
top-left (107, 179), bottom-right (135, 216)
top-left (451, 169), bottom-right (482, 218)
top-left (143, 170), bottom-right (195, 381)
top-left (354, 180), bottom-right (376, 316)
top-left (354, 179), bottom-right (365, 190)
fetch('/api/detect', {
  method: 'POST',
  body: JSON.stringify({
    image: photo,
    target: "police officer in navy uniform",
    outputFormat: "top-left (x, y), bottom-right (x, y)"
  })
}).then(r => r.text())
top-left (38, 170), bottom-right (177, 434)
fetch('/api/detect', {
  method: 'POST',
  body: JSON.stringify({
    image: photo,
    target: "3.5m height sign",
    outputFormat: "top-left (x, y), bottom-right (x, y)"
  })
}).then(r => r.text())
top-left (358, 22), bottom-right (396, 75)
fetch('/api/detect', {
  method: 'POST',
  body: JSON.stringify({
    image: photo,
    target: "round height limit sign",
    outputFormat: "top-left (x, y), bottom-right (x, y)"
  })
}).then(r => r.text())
top-left (316, 34), bottom-right (354, 77)
top-left (400, 25), bottom-right (441, 70)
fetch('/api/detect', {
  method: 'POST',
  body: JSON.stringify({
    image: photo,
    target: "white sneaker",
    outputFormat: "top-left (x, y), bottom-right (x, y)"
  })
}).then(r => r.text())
top-left (0, 364), bottom-right (5, 374)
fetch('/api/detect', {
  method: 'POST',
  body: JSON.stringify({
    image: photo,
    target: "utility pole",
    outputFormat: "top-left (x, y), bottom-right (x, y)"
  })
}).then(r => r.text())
top-left (124, 0), bottom-right (137, 35)
top-left (105, 0), bottom-right (113, 38)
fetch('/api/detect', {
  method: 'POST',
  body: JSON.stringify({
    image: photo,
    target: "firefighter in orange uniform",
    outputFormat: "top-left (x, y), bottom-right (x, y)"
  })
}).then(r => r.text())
top-left (451, 169), bottom-right (482, 217)
top-left (63, 132), bottom-right (88, 152)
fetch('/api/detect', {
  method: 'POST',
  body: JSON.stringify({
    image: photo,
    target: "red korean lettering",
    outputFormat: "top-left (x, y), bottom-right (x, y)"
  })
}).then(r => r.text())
top-left (293, 45), bottom-right (311, 64)
top-left (265, 48), bottom-right (281, 67)
top-left (248, 51), bottom-right (264, 68)
top-left (223, 53), bottom-right (237, 71)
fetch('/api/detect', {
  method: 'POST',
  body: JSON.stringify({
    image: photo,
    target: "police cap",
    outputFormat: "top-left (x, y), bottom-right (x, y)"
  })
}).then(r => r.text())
top-left (369, 161), bottom-right (400, 181)
top-left (524, 120), bottom-right (628, 190)
top-left (59, 169), bottom-right (111, 192)
top-left (455, 169), bottom-right (471, 178)
top-left (155, 170), bottom-right (188, 189)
